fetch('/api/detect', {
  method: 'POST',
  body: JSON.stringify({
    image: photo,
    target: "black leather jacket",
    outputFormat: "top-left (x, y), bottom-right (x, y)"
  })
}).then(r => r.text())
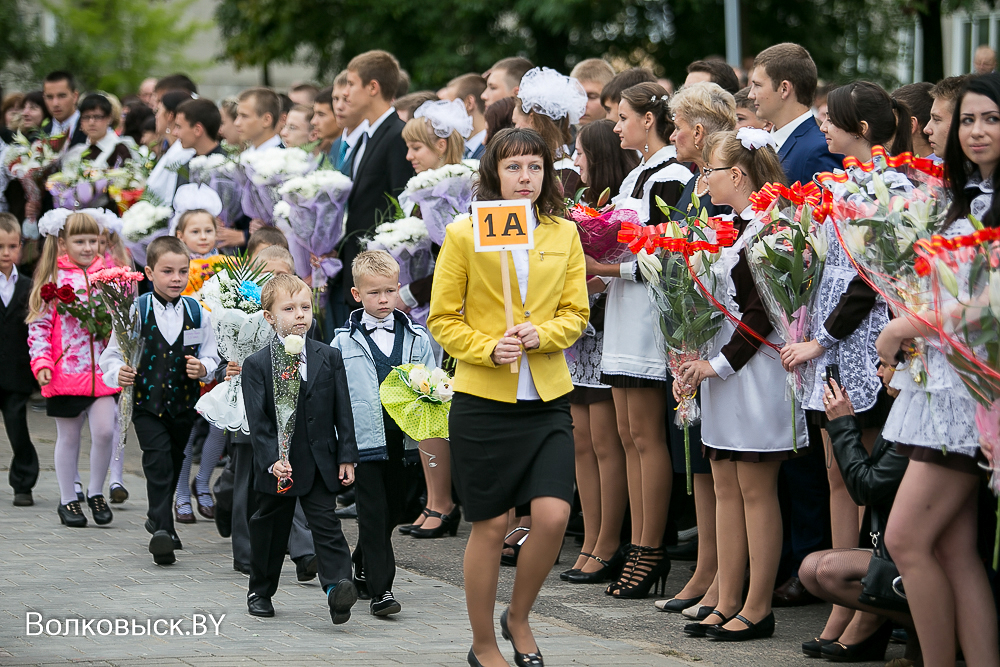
top-left (826, 415), bottom-right (909, 521)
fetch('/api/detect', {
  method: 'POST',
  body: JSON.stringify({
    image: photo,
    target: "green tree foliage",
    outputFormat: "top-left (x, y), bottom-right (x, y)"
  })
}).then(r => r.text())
top-left (0, 0), bottom-right (36, 76)
top-left (26, 0), bottom-right (206, 98)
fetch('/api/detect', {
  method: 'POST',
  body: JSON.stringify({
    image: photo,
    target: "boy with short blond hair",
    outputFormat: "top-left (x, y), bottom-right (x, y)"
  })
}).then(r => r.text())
top-left (242, 273), bottom-right (359, 624)
top-left (332, 250), bottom-right (434, 616)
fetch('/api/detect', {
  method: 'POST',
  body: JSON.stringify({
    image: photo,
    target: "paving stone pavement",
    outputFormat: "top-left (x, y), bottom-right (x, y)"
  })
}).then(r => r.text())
top-left (0, 409), bottom-right (693, 667)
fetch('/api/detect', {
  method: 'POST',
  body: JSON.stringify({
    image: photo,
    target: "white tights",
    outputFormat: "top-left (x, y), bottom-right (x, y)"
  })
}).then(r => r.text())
top-left (54, 396), bottom-right (116, 505)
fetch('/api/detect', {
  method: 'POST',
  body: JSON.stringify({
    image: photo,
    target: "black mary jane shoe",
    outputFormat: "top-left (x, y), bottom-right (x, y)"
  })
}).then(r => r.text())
top-left (559, 552), bottom-right (592, 582)
top-left (500, 608), bottom-right (544, 667)
top-left (410, 506), bottom-right (461, 538)
top-left (566, 549), bottom-right (627, 584)
top-left (655, 594), bottom-right (704, 613)
top-left (802, 636), bottom-right (837, 657)
top-left (87, 494), bottom-right (113, 525)
top-left (58, 501), bottom-right (88, 527)
top-left (398, 508), bottom-right (431, 535)
top-left (819, 621), bottom-right (893, 662)
top-left (683, 609), bottom-right (728, 637)
top-left (707, 612), bottom-right (775, 642)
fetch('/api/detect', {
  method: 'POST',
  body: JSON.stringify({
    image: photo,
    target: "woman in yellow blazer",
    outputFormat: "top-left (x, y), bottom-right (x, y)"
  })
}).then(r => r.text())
top-left (429, 128), bottom-right (588, 667)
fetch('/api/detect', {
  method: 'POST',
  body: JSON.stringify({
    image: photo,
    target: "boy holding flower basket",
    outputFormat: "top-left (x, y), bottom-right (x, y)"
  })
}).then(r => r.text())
top-left (332, 250), bottom-right (440, 617)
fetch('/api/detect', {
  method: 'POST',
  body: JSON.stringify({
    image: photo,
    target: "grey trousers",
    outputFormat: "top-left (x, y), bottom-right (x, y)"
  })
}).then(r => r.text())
top-left (230, 438), bottom-right (314, 566)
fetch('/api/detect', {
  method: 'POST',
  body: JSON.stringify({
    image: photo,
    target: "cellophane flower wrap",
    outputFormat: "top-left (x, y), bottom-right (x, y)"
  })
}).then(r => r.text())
top-left (815, 147), bottom-right (949, 387)
top-left (196, 255), bottom-right (273, 433)
top-left (276, 169), bottom-right (353, 287)
top-left (379, 364), bottom-right (452, 440)
top-left (120, 199), bottom-right (172, 266)
top-left (618, 195), bottom-right (737, 492)
top-left (745, 181), bottom-right (827, 402)
top-left (3, 131), bottom-right (64, 235)
top-left (366, 216), bottom-right (435, 324)
top-left (106, 144), bottom-right (156, 214)
top-left (89, 266), bottom-right (146, 456)
top-left (271, 334), bottom-right (304, 494)
top-left (46, 156), bottom-right (110, 210)
top-left (403, 161), bottom-right (477, 245)
top-left (188, 153), bottom-right (243, 226)
top-left (567, 187), bottom-right (632, 263)
top-left (237, 147), bottom-right (316, 223)
top-left (912, 227), bottom-right (1000, 567)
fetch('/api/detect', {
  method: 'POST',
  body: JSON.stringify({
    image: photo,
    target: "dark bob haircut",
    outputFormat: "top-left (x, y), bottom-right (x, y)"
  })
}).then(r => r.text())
top-left (475, 127), bottom-right (565, 217)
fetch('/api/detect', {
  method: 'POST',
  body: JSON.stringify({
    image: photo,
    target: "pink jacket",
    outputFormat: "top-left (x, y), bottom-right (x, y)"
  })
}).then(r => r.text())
top-left (28, 255), bottom-right (120, 399)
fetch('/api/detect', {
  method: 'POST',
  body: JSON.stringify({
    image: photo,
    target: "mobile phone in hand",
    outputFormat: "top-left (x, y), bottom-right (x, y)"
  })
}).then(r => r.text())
top-left (825, 364), bottom-right (841, 387)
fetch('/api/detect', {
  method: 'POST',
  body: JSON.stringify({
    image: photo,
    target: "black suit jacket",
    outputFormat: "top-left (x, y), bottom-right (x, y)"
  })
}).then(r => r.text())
top-left (0, 274), bottom-right (38, 393)
top-left (241, 338), bottom-right (358, 496)
top-left (338, 112), bottom-right (414, 300)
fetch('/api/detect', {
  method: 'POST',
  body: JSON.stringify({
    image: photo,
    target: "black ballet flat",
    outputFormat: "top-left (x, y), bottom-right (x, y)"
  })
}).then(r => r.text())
top-left (683, 609), bottom-right (728, 637)
top-left (500, 607), bottom-right (543, 667)
top-left (467, 647), bottom-right (484, 667)
top-left (819, 621), bottom-right (893, 662)
top-left (707, 612), bottom-right (775, 642)
top-left (655, 594), bottom-right (704, 613)
top-left (802, 636), bottom-right (837, 657)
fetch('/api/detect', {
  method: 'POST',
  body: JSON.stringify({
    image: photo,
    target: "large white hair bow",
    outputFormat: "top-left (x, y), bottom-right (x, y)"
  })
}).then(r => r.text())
top-left (169, 183), bottom-right (224, 235)
top-left (518, 67), bottom-right (589, 126)
top-left (414, 99), bottom-right (475, 139)
top-left (38, 207), bottom-right (119, 237)
top-left (737, 127), bottom-right (777, 151)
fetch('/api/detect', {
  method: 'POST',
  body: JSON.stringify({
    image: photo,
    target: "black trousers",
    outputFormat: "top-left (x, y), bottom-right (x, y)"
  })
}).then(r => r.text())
top-left (230, 439), bottom-right (315, 567)
top-left (248, 479), bottom-right (352, 599)
top-left (353, 432), bottom-right (407, 598)
top-left (133, 410), bottom-right (196, 535)
top-left (1, 389), bottom-right (37, 494)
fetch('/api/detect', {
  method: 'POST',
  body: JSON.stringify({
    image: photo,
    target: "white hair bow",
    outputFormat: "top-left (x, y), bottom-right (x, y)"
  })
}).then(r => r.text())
top-left (737, 127), bottom-right (777, 151)
top-left (518, 67), bottom-right (589, 125)
top-left (414, 99), bottom-right (475, 139)
top-left (37, 207), bottom-right (119, 237)
top-left (169, 183), bottom-right (224, 235)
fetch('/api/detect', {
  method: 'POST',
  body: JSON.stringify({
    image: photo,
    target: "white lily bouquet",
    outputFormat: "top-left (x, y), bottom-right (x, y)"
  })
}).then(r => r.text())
top-left (366, 216), bottom-right (435, 285)
top-left (237, 147), bottom-right (316, 223)
top-left (275, 169), bottom-right (353, 287)
top-left (120, 199), bottom-right (173, 266)
top-left (196, 256), bottom-right (273, 433)
top-left (402, 160), bottom-right (478, 245)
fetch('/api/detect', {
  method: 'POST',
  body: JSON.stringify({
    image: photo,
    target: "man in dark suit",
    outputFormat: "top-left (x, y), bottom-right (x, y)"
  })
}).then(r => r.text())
top-left (241, 275), bottom-right (359, 624)
top-left (41, 71), bottom-right (86, 150)
top-left (0, 215), bottom-right (38, 506)
top-left (332, 50), bottom-right (415, 328)
top-left (172, 98), bottom-right (227, 192)
top-left (748, 42), bottom-right (842, 607)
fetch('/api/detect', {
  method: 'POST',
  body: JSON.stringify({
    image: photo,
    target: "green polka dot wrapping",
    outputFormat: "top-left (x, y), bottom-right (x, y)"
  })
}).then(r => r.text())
top-left (379, 363), bottom-right (451, 440)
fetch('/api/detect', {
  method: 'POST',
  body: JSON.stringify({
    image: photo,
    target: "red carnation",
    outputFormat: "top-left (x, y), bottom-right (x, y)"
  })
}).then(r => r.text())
top-left (40, 282), bottom-right (58, 302)
top-left (56, 285), bottom-right (76, 304)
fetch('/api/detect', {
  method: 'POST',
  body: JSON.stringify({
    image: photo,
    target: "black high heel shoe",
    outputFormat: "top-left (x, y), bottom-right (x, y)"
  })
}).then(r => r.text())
top-left (467, 647), bottom-right (484, 667)
top-left (399, 508), bottom-right (432, 535)
top-left (610, 546), bottom-right (670, 599)
top-left (565, 548), bottom-right (626, 584)
top-left (819, 621), bottom-right (893, 662)
top-left (500, 608), bottom-right (543, 667)
top-left (604, 543), bottom-right (637, 595)
top-left (500, 527), bottom-right (530, 567)
top-left (559, 552), bottom-right (591, 581)
top-left (410, 506), bottom-right (461, 538)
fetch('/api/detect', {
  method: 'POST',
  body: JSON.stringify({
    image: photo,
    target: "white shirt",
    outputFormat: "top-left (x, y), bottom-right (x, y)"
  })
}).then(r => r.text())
top-left (244, 133), bottom-right (282, 153)
top-left (352, 106), bottom-right (396, 177)
top-left (465, 129), bottom-right (486, 157)
top-left (0, 265), bottom-right (17, 307)
top-left (360, 311), bottom-right (396, 356)
top-left (146, 140), bottom-right (196, 204)
top-left (771, 109), bottom-right (816, 151)
top-left (99, 294), bottom-right (220, 388)
top-left (52, 111), bottom-right (80, 140)
top-left (276, 334), bottom-right (308, 381)
top-left (511, 213), bottom-right (540, 401)
top-left (77, 128), bottom-right (122, 168)
top-left (341, 122), bottom-right (368, 151)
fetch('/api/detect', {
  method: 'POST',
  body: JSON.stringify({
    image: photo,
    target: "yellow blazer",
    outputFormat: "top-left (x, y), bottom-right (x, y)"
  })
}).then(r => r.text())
top-left (428, 213), bottom-right (589, 403)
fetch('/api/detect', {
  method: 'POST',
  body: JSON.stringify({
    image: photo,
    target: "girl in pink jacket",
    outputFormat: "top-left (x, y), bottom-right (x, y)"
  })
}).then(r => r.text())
top-left (28, 210), bottom-right (119, 528)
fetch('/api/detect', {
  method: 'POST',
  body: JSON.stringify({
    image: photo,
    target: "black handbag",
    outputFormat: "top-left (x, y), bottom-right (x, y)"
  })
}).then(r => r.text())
top-left (858, 508), bottom-right (909, 613)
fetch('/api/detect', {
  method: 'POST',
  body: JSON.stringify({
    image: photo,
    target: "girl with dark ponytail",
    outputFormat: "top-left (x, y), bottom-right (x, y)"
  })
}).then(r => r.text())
top-left (822, 81), bottom-right (913, 157)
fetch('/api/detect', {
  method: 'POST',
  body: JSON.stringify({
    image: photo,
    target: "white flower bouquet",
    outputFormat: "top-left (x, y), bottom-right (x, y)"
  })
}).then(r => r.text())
top-left (46, 156), bottom-right (110, 210)
top-left (366, 216), bottom-right (435, 286)
top-left (120, 200), bottom-right (173, 266)
top-left (237, 147), bottom-right (316, 223)
top-left (379, 363), bottom-right (453, 440)
top-left (189, 153), bottom-right (243, 226)
top-left (276, 169), bottom-right (353, 286)
top-left (403, 162), bottom-right (477, 245)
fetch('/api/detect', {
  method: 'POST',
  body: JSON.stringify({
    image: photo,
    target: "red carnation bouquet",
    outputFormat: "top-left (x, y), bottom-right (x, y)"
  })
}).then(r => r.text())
top-left (40, 280), bottom-right (113, 341)
top-left (567, 187), bottom-right (632, 263)
top-left (90, 266), bottom-right (146, 455)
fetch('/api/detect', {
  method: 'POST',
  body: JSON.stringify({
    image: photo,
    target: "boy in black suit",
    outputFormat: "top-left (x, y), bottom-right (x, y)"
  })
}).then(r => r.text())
top-left (332, 50), bottom-right (414, 325)
top-left (242, 274), bottom-right (359, 625)
top-left (0, 214), bottom-right (38, 506)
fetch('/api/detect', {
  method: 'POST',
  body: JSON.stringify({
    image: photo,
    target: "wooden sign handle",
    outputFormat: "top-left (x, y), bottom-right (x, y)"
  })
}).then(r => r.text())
top-left (499, 250), bottom-right (519, 374)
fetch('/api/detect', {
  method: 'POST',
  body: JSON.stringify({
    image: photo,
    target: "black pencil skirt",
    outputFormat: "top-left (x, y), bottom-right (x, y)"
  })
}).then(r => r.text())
top-left (449, 392), bottom-right (575, 522)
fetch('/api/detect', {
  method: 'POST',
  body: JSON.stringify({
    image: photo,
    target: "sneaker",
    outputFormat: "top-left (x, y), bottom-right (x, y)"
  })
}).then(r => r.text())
top-left (370, 592), bottom-right (401, 617)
